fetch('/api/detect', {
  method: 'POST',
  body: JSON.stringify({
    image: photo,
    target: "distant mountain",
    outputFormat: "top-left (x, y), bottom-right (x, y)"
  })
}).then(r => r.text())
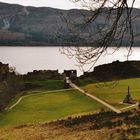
top-left (0, 2), bottom-right (140, 46)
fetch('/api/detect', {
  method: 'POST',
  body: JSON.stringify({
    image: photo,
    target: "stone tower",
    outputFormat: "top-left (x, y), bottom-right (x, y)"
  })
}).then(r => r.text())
top-left (63, 70), bottom-right (77, 88)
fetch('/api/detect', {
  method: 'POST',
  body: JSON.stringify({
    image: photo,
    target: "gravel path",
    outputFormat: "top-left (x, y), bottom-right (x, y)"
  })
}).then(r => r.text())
top-left (70, 82), bottom-right (121, 114)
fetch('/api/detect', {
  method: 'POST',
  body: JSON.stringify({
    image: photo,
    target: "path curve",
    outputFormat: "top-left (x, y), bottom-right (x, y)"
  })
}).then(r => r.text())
top-left (8, 97), bottom-right (23, 110)
top-left (120, 102), bottom-right (139, 111)
top-left (7, 89), bottom-right (73, 110)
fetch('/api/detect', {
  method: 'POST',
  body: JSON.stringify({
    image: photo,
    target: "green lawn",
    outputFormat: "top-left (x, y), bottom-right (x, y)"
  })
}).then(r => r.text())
top-left (82, 78), bottom-right (140, 108)
top-left (76, 78), bottom-right (97, 86)
top-left (1, 77), bottom-right (140, 127)
top-left (0, 89), bottom-right (103, 127)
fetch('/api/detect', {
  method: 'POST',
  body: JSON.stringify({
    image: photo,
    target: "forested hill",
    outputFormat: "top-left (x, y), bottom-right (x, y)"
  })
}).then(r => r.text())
top-left (0, 2), bottom-right (140, 46)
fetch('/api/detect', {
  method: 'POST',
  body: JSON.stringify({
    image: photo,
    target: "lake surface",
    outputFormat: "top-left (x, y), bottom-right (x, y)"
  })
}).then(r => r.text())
top-left (0, 47), bottom-right (140, 76)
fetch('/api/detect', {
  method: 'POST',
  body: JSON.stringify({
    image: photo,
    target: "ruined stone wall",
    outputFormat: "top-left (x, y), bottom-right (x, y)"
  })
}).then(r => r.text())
top-left (81, 61), bottom-right (140, 81)
top-left (25, 69), bottom-right (62, 80)
top-left (0, 62), bottom-right (9, 80)
top-left (63, 70), bottom-right (77, 80)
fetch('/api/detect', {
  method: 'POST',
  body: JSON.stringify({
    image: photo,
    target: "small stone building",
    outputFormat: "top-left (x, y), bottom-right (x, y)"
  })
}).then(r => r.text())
top-left (63, 70), bottom-right (77, 80)
top-left (63, 70), bottom-right (77, 88)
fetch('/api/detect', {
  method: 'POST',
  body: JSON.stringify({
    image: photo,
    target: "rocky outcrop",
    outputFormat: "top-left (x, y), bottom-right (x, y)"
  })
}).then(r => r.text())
top-left (0, 62), bottom-right (9, 73)
top-left (0, 62), bottom-right (9, 80)
top-left (0, 62), bottom-right (20, 110)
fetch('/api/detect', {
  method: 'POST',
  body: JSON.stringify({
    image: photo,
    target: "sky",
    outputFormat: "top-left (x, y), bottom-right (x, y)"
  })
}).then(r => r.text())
top-left (0, 0), bottom-right (79, 9)
top-left (0, 47), bottom-right (140, 76)
top-left (0, 0), bottom-right (139, 9)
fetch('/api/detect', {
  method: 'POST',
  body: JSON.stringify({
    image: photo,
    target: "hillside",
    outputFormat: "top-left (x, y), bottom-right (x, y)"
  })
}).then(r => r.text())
top-left (82, 78), bottom-right (140, 107)
top-left (0, 77), bottom-right (140, 127)
top-left (0, 110), bottom-right (140, 140)
top-left (0, 89), bottom-right (103, 127)
top-left (0, 76), bottom-right (140, 139)
top-left (1, 60), bottom-right (140, 139)
top-left (0, 2), bottom-right (140, 46)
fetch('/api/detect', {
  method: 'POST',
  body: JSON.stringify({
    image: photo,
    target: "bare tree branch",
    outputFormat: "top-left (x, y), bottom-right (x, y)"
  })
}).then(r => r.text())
top-left (60, 0), bottom-right (136, 72)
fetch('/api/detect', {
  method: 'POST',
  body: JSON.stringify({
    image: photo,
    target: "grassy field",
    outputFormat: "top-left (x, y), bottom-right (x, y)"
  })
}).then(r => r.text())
top-left (76, 78), bottom-right (97, 86)
top-left (82, 78), bottom-right (140, 108)
top-left (0, 89), bottom-right (103, 127)
top-left (0, 77), bottom-right (140, 127)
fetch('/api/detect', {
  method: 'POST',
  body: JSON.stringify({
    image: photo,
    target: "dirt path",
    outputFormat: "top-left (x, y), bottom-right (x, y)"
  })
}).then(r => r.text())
top-left (70, 82), bottom-right (121, 114)
top-left (120, 102), bottom-right (139, 111)
top-left (8, 97), bottom-right (23, 110)
top-left (7, 89), bottom-right (73, 110)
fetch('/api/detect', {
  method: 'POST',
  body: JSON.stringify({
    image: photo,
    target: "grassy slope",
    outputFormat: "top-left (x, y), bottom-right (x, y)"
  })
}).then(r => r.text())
top-left (22, 79), bottom-right (65, 90)
top-left (5, 79), bottom-right (65, 109)
top-left (82, 78), bottom-right (140, 108)
top-left (1, 77), bottom-right (140, 128)
top-left (1, 110), bottom-right (140, 140)
top-left (76, 78), bottom-right (97, 86)
top-left (0, 90), bottom-right (103, 127)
